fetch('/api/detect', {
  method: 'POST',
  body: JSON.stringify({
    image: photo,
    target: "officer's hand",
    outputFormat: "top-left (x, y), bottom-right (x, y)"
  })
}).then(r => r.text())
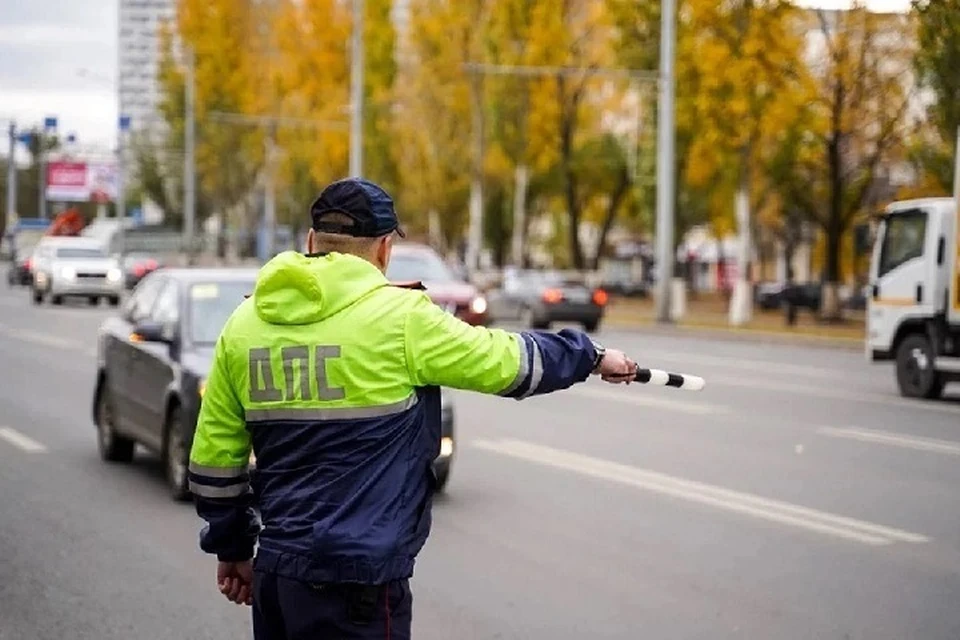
top-left (217, 560), bottom-right (254, 606)
top-left (595, 349), bottom-right (636, 384)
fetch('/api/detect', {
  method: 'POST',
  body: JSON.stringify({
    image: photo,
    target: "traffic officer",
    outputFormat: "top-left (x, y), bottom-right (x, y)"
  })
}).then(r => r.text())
top-left (188, 177), bottom-right (637, 639)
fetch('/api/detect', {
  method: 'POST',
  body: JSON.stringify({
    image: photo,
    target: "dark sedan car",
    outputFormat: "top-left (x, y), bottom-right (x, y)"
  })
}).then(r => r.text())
top-left (92, 268), bottom-right (456, 501)
top-left (488, 269), bottom-right (607, 332)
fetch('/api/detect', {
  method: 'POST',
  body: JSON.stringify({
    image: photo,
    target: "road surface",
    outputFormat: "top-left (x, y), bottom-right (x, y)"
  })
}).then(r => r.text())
top-left (1, 285), bottom-right (958, 639)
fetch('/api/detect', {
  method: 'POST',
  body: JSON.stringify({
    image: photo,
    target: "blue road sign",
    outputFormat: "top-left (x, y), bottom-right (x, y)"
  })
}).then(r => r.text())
top-left (16, 133), bottom-right (33, 145)
top-left (43, 116), bottom-right (57, 130)
top-left (119, 115), bottom-right (131, 131)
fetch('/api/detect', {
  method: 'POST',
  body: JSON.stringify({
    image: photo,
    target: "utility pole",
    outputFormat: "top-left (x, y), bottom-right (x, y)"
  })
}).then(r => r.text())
top-left (183, 47), bottom-right (197, 264)
top-left (654, 0), bottom-right (677, 323)
top-left (263, 125), bottom-right (278, 259)
top-left (6, 122), bottom-right (16, 229)
top-left (467, 72), bottom-right (484, 274)
top-left (116, 116), bottom-right (130, 219)
top-left (38, 117), bottom-right (57, 220)
top-left (349, 0), bottom-right (365, 177)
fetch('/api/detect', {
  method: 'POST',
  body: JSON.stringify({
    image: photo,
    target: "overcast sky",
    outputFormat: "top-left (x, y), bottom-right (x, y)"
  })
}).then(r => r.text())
top-left (0, 0), bottom-right (912, 154)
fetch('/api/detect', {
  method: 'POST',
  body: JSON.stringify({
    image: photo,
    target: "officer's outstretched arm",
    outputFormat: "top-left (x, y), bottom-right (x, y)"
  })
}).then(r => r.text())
top-left (188, 335), bottom-right (260, 562)
top-left (405, 294), bottom-right (598, 397)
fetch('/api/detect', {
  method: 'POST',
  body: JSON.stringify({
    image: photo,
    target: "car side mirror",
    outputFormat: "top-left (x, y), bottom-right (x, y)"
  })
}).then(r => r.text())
top-left (131, 321), bottom-right (175, 344)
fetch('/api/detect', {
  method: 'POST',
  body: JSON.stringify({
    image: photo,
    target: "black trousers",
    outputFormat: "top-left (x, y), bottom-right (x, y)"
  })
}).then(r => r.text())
top-left (252, 572), bottom-right (412, 640)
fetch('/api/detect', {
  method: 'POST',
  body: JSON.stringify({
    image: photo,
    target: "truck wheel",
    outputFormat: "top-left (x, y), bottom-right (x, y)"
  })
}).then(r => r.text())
top-left (895, 335), bottom-right (947, 399)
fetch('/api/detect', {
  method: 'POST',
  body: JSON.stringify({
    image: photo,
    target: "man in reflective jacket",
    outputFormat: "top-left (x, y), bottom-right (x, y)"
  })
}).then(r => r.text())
top-left (188, 177), bottom-right (637, 639)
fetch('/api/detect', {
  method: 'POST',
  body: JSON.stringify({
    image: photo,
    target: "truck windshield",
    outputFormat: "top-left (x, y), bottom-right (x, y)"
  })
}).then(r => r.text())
top-left (878, 210), bottom-right (926, 278)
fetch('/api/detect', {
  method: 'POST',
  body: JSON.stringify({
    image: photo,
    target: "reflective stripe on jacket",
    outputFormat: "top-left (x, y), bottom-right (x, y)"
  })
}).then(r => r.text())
top-left (188, 251), bottom-right (598, 583)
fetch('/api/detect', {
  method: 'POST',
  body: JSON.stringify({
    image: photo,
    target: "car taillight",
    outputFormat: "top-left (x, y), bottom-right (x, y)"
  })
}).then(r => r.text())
top-left (542, 288), bottom-right (564, 304)
top-left (592, 288), bottom-right (609, 306)
top-left (133, 264), bottom-right (146, 277)
top-left (24, 258), bottom-right (32, 271)
top-left (145, 259), bottom-right (158, 270)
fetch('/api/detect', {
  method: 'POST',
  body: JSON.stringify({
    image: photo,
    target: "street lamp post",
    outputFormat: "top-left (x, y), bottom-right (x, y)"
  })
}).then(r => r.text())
top-left (116, 115), bottom-right (131, 219)
top-left (6, 122), bottom-right (16, 229)
top-left (653, 0), bottom-right (677, 323)
top-left (38, 116), bottom-right (58, 220)
top-left (349, 0), bottom-right (364, 177)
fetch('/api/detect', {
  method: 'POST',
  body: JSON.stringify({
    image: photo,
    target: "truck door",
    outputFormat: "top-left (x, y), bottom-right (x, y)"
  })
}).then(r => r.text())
top-left (868, 207), bottom-right (935, 351)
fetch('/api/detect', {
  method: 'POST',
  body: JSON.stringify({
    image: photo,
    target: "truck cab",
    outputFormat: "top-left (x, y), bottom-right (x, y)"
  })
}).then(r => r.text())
top-left (867, 197), bottom-right (960, 398)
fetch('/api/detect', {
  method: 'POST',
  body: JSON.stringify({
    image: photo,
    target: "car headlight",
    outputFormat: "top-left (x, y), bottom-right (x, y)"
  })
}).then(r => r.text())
top-left (439, 437), bottom-right (454, 457)
top-left (106, 268), bottom-right (122, 283)
top-left (60, 266), bottom-right (76, 280)
top-left (469, 296), bottom-right (487, 314)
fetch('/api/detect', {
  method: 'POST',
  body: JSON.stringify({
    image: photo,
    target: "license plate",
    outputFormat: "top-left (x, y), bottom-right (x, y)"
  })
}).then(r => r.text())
top-left (565, 290), bottom-right (589, 303)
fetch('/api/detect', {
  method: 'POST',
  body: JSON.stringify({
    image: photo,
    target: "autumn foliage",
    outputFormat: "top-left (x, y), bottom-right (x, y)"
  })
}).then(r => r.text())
top-left (139, 0), bottom-right (923, 279)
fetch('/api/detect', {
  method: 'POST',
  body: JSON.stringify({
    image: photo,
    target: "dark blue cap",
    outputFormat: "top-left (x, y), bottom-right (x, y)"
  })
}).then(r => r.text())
top-left (309, 178), bottom-right (405, 238)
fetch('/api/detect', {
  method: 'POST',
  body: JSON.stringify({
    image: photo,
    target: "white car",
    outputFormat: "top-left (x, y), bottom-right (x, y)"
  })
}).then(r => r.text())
top-left (31, 237), bottom-right (124, 307)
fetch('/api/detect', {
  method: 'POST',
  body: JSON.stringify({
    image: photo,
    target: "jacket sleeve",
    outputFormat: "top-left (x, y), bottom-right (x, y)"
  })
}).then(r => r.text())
top-left (188, 333), bottom-right (260, 562)
top-left (404, 294), bottom-right (598, 398)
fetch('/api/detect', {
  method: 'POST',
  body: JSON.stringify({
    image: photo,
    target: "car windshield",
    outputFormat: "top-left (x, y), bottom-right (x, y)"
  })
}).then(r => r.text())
top-left (56, 247), bottom-right (105, 259)
top-left (188, 280), bottom-right (255, 344)
top-left (386, 251), bottom-right (458, 283)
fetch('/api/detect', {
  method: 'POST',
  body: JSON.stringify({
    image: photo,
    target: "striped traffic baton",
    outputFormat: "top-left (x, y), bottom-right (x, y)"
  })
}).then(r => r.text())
top-left (634, 365), bottom-right (705, 391)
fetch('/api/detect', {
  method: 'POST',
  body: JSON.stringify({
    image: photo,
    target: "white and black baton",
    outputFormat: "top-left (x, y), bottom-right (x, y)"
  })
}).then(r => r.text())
top-left (634, 364), bottom-right (705, 391)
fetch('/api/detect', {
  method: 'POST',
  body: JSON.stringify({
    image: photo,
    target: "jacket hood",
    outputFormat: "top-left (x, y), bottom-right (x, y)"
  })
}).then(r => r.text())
top-left (253, 251), bottom-right (387, 325)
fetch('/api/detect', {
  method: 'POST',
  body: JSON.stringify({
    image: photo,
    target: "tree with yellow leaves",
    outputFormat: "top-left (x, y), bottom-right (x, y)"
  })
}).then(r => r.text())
top-left (152, 0), bottom-right (267, 235)
top-left (783, 5), bottom-right (916, 318)
top-left (679, 0), bottom-right (815, 324)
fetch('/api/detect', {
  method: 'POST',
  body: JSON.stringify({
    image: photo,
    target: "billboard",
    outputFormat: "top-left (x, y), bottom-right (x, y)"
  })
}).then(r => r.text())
top-left (45, 161), bottom-right (118, 203)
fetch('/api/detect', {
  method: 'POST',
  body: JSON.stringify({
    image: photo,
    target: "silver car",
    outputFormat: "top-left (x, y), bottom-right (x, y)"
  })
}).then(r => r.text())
top-left (31, 237), bottom-right (124, 306)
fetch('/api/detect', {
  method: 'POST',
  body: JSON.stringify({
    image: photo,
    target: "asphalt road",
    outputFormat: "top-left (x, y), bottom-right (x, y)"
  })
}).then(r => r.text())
top-left (1, 283), bottom-right (959, 640)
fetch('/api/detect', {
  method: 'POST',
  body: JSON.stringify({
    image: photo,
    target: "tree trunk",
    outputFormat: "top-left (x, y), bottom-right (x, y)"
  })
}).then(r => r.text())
top-left (729, 146), bottom-right (753, 326)
top-left (591, 167), bottom-right (630, 270)
top-left (822, 126), bottom-right (844, 320)
top-left (511, 164), bottom-right (529, 268)
top-left (558, 77), bottom-right (584, 270)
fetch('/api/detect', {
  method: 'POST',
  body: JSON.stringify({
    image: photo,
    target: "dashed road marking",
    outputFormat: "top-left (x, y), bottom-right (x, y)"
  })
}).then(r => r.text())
top-left (0, 427), bottom-right (48, 453)
top-left (473, 438), bottom-right (930, 547)
top-left (818, 426), bottom-right (960, 457)
top-left (709, 375), bottom-right (960, 417)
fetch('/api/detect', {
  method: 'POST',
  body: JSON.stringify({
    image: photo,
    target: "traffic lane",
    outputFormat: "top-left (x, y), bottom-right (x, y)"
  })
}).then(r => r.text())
top-left (0, 322), bottom-right (622, 640)
top-left (0, 331), bottom-right (252, 639)
top-left (588, 328), bottom-right (960, 440)
top-left (449, 384), bottom-right (960, 550)
top-left (0, 286), bottom-right (114, 345)
top-left (425, 404), bottom-right (960, 640)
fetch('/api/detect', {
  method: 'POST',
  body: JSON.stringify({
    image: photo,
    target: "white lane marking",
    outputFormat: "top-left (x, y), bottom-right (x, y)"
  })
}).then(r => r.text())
top-left (818, 427), bottom-right (960, 457)
top-left (0, 427), bottom-right (48, 453)
top-left (709, 375), bottom-right (960, 416)
top-left (473, 438), bottom-right (930, 546)
top-left (567, 384), bottom-right (727, 416)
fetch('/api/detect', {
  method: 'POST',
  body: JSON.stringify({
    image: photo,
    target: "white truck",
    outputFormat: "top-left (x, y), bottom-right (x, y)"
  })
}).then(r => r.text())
top-left (867, 196), bottom-right (960, 398)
